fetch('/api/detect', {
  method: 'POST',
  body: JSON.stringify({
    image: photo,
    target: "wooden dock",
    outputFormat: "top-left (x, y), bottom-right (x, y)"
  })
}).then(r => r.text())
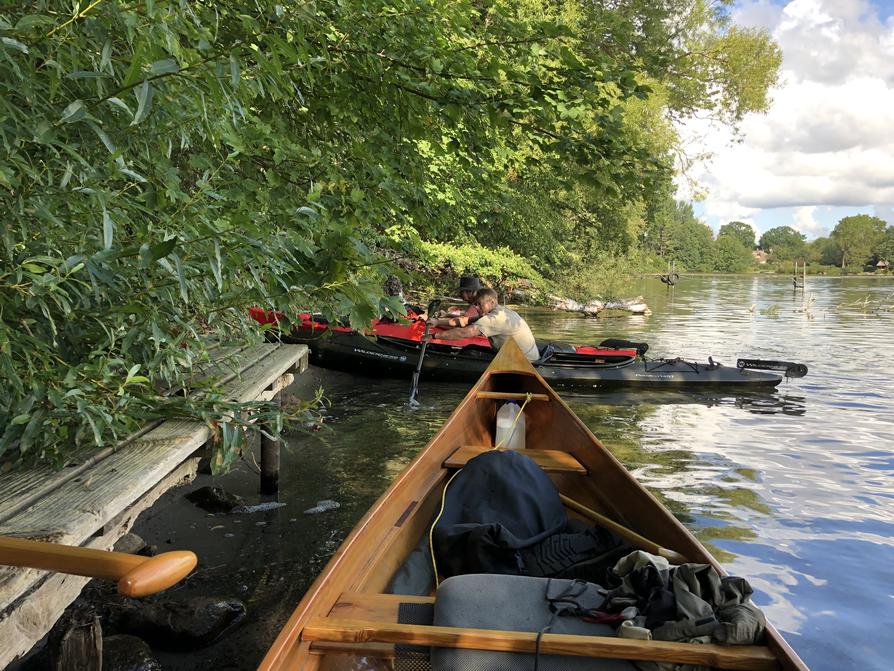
top-left (0, 342), bottom-right (308, 668)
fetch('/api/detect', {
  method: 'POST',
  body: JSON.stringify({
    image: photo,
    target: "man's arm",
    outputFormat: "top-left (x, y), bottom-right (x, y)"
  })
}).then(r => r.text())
top-left (429, 324), bottom-right (480, 340)
top-left (428, 314), bottom-right (471, 328)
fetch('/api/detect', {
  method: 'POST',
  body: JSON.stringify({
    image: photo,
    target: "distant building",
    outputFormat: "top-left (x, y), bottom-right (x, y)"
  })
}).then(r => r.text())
top-left (877, 260), bottom-right (890, 270)
top-left (753, 249), bottom-right (769, 264)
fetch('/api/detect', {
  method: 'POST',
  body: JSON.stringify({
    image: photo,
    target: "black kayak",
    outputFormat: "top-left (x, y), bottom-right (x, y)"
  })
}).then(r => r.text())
top-left (256, 313), bottom-right (803, 390)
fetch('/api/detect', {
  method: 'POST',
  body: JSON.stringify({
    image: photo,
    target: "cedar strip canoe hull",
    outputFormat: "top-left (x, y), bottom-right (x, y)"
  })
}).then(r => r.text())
top-left (258, 340), bottom-right (808, 671)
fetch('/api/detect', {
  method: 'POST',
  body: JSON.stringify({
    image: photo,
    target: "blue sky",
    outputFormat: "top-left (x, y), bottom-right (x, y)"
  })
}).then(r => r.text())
top-left (679, 0), bottom-right (894, 239)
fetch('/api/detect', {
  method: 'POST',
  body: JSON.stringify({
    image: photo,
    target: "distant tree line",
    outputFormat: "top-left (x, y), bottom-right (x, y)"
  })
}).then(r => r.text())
top-left (638, 206), bottom-right (892, 274)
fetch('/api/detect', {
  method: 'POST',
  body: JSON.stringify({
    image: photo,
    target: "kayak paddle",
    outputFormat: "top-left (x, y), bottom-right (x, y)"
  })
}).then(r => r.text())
top-left (409, 300), bottom-right (440, 408)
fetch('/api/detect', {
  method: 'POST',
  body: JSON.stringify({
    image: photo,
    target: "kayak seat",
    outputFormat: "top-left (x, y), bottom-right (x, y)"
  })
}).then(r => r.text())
top-left (538, 341), bottom-right (577, 363)
top-left (431, 573), bottom-right (635, 671)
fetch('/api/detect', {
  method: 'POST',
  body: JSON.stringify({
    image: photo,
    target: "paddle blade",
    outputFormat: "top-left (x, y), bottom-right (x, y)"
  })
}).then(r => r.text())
top-left (737, 359), bottom-right (809, 378)
top-left (117, 550), bottom-right (197, 597)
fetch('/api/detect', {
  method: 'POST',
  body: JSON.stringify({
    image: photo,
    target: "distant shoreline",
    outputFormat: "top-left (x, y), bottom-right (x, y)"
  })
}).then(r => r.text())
top-left (642, 272), bottom-right (894, 279)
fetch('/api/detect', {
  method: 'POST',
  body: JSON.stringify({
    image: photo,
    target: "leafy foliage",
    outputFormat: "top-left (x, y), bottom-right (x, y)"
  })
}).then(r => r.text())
top-left (718, 221), bottom-right (756, 250)
top-left (759, 226), bottom-right (807, 262)
top-left (0, 0), bottom-right (783, 467)
top-left (712, 235), bottom-right (753, 273)
top-left (831, 215), bottom-right (887, 269)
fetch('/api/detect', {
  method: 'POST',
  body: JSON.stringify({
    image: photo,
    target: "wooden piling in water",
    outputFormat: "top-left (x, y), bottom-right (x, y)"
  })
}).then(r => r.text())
top-left (260, 396), bottom-right (282, 495)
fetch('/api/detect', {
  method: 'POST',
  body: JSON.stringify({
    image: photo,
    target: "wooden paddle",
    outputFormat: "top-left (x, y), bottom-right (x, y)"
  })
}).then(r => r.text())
top-left (0, 536), bottom-right (197, 597)
top-left (559, 494), bottom-right (688, 564)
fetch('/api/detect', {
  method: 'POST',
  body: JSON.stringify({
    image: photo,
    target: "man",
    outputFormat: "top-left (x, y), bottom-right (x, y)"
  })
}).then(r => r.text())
top-left (427, 275), bottom-right (482, 328)
top-left (429, 287), bottom-right (540, 361)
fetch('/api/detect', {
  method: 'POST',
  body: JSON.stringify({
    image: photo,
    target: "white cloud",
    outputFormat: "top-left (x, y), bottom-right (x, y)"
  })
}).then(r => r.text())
top-left (792, 205), bottom-right (828, 235)
top-left (679, 0), bottom-right (894, 237)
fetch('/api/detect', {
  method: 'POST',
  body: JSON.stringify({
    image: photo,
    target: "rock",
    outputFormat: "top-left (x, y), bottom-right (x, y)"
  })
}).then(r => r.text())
top-left (111, 597), bottom-right (246, 650)
top-left (137, 544), bottom-right (158, 557)
top-left (582, 300), bottom-right (604, 315)
top-left (549, 294), bottom-right (650, 317)
top-left (184, 486), bottom-right (244, 513)
top-left (230, 501), bottom-right (287, 514)
top-left (113, 533), bottom-right (147, 555)
top-left (304, 499), bottom-right (340, 514)
top-left (102, 635), bottom-right (161, 671)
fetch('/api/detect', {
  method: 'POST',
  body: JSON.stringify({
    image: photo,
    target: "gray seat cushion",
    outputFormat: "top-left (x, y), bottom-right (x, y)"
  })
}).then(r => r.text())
top-left (431, 574), bottom-right (636, 671)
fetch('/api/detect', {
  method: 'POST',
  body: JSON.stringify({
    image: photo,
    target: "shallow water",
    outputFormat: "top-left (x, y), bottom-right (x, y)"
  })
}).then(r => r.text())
top-left (133, 275), bottom-right (893, 671)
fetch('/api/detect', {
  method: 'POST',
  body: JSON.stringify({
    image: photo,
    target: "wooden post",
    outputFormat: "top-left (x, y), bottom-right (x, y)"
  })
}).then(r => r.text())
top-left (260, 395), bottom-right (281, 495)
top-left (56, 616), bottom-right (101, 671)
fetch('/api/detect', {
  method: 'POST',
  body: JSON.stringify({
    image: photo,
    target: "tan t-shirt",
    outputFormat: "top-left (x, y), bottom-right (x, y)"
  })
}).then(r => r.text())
top-left (475, 305), bottom-right (540, 361)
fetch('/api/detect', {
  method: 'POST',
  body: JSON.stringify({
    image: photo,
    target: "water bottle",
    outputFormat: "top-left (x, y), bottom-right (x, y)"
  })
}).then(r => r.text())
top-left (495, 401), bottom-right (526, 450)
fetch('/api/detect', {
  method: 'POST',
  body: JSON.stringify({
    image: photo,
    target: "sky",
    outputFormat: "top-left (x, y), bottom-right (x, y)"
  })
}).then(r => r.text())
top-left (678, 0), bottom-right (894, 240)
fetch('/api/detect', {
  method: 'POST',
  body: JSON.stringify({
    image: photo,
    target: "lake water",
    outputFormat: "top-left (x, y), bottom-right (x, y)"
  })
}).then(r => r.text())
top-left (132, 275), bottom-right (893, 671)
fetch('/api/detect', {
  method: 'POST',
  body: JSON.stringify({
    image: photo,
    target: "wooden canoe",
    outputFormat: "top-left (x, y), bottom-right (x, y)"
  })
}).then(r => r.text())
top-left (258, 339), bottom-right (808, 671)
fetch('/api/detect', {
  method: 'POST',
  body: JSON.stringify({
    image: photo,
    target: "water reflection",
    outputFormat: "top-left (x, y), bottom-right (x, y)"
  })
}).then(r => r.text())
top-left (147, 275), bottom-right (894, 671)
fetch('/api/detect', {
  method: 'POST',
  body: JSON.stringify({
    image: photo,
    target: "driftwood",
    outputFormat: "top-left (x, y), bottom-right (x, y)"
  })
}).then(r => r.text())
top-left (548, 295), bottom-right (651, 317)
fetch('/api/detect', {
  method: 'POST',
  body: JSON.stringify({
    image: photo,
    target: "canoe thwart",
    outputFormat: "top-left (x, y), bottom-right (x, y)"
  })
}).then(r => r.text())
top-left (475, 391), bottom-right (550, 402)
top-left (445, 446), bottom-right (588, 474)
top-left (301, 618), bottom-right (780, 671)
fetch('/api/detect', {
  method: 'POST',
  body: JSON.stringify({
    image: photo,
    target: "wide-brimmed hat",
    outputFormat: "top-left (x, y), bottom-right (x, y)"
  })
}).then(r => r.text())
top-left (457, 275), bottom-right (483, 292)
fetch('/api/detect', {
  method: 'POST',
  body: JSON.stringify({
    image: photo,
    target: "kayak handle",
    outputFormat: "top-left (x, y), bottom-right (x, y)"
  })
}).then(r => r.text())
top-left (737, 359), bottom-right (808, 378)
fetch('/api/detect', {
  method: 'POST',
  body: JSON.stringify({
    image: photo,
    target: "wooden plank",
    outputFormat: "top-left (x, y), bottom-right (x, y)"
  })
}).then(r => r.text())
top-left (0, 346), bottom-right (304, 602)
top-left (224, 345), bottom-right (307, 403)
top-left (0, 420), bottom-right (207, 608)
top-left (301, 618), bottom-right (780, 671)
top-left (0, 344), bottom-right (265, 524)
top-left (0, 344), bottom-right (309, 668)
top-left (0, 458), bottom-right (198, 669)
top-left (444, 446), bottom-right (587, 474)
top-left (475, 391), bottom-right (549, 402)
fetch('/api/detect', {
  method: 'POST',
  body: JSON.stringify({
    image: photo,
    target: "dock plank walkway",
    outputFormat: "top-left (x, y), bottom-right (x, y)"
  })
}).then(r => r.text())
top-left (0, 342), bottom-right (308, 667)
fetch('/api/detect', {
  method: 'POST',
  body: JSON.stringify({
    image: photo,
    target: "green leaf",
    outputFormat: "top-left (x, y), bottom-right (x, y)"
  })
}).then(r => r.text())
top-left (150, 59), bottom-right (179, 76)
top-left (22, 262), bottom-right (46, 273)
top-left (89, 121), bottom-right (116, 154)
top-left (119, 167), bottom-right (147, 182)
top-left (1, 37), bottom-right (29, 54)
top-left (105, 97), bottom-right (133, 117)
top-left (60, 100), bottom-right (87, 123)
top-left (172, 253), bottom-right (189, 303)
top-left (230, 54), bottom-right (240, 88)
top-left (100, 40), bottom-right (112, 71)
top-left (131, 81), bottom-right (153, 126)
top-left (148, 238), bottom-right (176, 261)
top-left (103, 211), bottom-right (114, 249)
top-left (211, 241), bottom-right (223, 290)
top-left (11, 414), bottom-right (31, 425)
top-left (59, 162), bottom-right (73, 188)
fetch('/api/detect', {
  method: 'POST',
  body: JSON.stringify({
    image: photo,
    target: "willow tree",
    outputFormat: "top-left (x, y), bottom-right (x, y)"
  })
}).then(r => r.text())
top-left (1, 0), bottom-right (675, 466)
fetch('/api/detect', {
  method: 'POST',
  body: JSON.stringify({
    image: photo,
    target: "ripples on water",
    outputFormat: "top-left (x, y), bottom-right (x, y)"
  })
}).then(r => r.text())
top-left (148, 276), bottom-right (893, 671)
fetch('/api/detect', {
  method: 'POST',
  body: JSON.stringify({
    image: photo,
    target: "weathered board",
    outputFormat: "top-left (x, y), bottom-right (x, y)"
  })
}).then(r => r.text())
top-left (0, 343), bottom-right (309, 668)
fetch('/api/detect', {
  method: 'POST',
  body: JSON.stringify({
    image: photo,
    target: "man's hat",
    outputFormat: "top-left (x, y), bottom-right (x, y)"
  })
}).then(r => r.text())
top-left (457, 275), bottom-right (482, 292)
